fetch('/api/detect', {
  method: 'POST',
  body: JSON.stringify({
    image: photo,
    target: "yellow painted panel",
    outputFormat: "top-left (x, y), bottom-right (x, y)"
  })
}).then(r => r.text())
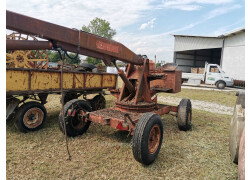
top-left (63, 73), bottom-right (74, 89)
top-left (6, 70), bottom-right (29, 91)
top-left (103, 74), bottom-right (116, 87)
top-left (85, 74), bottom-right (102, 88)
top-left (51, 73), bottom-right (60, 89)
top-left (73, 73), bottom-right (84, 89)
top-left (30, 71), bottom-right (60, 90)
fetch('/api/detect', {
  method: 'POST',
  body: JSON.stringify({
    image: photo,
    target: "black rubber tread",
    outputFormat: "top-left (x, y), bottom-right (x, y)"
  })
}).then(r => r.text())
top-left (14, 101), bottom-right (47, 133)
top-left (58, 99), bottom-right (92, 137)
top-left (177, 99), bottom-right (192, 131)
top-left (62, 93), bottom-right (78, 104)
top-left (132, 112), bottom-right (163, 165)
top-left (216, 80), bottom-right (226, 89)
top-left (90, 95), bottom-right (106, 111)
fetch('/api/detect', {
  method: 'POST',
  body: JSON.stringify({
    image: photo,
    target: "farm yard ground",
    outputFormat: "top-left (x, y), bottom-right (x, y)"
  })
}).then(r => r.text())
top-left (6, 88), bottom-right (239, 179)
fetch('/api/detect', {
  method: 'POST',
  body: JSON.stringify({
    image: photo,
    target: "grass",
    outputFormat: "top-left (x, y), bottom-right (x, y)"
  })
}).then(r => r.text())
top-left (158, 89), bottom-right (237, 107)
top-left (6, 93), bottom-right (238, 179)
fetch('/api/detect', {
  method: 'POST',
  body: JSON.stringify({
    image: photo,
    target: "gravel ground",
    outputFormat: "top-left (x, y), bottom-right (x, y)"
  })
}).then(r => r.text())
top-left (158, 95), bottom-right (234, 115)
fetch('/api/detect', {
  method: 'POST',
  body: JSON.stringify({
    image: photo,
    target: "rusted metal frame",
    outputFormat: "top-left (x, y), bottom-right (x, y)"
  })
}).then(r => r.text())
top-left (6, 88), bottom-right (111, 96)
top-left (154, 105), bottom-right (178, 116)
top-left (115, 101), bottom-right (156, 113)
top-left (114, 62), bottom-right (135, 94)
top-left (6, 39), bottom-right (53, 50)
top-left (118, 64), bottom-right (135, 101)
top-left (88, 113), bottom-right (123, 127)
top-left (88, 112), bottom-right (138, 132)
top-left (134, 59), bottom-right (151, 104)
top-left (6, 10), bottom-right (143, 65)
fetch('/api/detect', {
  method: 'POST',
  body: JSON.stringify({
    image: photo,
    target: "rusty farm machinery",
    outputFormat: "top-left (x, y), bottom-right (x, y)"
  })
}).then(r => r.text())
top-left (6, 10), bottom-right (192, 165)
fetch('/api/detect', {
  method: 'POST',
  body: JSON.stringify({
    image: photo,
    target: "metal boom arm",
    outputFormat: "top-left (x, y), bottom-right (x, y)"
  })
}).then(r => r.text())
top-left (6, 10), bottom-right (143, 65)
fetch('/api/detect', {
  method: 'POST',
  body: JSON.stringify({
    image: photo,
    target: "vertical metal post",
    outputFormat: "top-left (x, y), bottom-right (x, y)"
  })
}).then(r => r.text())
top-left (60, 52), bottom-right (71, 161)
top-left (220, 38), bottom-right (225, 68)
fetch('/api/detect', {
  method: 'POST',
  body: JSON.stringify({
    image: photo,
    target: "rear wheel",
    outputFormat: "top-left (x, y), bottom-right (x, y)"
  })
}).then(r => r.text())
top-left (177, 99), bottom-right (192, 131)
top-left (14, 101), bottom-right (47, 133)
top-left (62, 92), bottom-right (78, 104)
top-left (58, 99), bottom-right (92, 137)
top-left (132, 113), bottom-right (163, 165)
top-left (90, 94), bottom-right (106, 111)
top-left (216, 81), bottom-right (226, 89)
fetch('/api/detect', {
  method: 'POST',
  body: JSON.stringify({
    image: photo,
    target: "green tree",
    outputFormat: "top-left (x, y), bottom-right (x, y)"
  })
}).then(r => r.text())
top-left (82, 17), bottom-right (116, 65)
top-left (47, 50), bottom-right (81, 65)
top-left (82, 17), bottom-right (116, 39)
top-left (85, 57), bottom-right (102, 65)
top-left (156, 63), bottom-right (161, 68)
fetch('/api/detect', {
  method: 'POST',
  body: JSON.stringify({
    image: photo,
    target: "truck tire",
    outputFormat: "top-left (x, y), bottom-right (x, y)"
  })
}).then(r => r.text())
top-left (58, 99), bottom-right (92, 137)
top-left (90, 94), bottom-right (106, 111)
top-left (229, 91), bottom-right (245, 163)
top-left (14, 101), bottom-right (47, 133)
top-left (63, 92), bottom-right (78, 104)
top-left (216, 81), bottom-right (226, 89)
top-left (132, 113), bottom-right (163, 165)
top-left (177, 99), bottom-right (192, 131)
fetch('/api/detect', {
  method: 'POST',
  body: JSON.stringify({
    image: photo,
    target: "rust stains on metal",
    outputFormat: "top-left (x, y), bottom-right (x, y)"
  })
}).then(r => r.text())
top-left (6, 10), bottom-right (144, 65)
top-left (6, 40), bottom-right (52, 50)
top-left (6, 68), bottom-right (117, 95)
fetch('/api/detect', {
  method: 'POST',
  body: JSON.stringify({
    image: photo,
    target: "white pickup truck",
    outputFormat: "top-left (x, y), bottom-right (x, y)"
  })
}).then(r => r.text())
top-left (182, 63), bottom-right (234, 89)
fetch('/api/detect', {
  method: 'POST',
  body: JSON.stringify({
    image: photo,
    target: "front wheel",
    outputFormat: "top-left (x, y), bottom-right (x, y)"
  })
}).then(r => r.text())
top-left (132, 113), bottom-right (163, 165)
top-left (216, 81), bottom-right (226, 89)
top-left (58, 99), bottom-right (92, 137)
top-left (14, 101), bottom-right (47, 133)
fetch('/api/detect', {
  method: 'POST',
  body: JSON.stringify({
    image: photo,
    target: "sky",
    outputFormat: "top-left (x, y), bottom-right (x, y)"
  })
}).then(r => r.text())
top-left (6, 0), bottom-right (245, 63)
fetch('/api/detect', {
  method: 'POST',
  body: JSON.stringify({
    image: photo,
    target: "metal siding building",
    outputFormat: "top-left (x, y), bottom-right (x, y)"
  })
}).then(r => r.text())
top-left (173, 28), bottom-right (245, 81)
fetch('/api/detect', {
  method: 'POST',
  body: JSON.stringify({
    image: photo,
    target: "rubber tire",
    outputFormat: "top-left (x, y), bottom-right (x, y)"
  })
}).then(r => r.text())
top-left (177, 99), bottom-right (192, 131)
top-left (216, 81), bottom-right (226, 89)
top-left (90, 95), bottom-right (106, 111)
top-left (58, 99), bottom-right (92, 137)
top-left (63, 93), bottom-right (78, 104)
top-left (14, 101), bottom-right (47, 133)
top-left (132, 113), bottom-right (163, 165)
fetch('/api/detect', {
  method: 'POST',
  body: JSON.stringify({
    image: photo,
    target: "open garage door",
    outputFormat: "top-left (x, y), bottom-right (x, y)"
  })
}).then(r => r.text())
top-left (174, 48), bottom-right (222, 73)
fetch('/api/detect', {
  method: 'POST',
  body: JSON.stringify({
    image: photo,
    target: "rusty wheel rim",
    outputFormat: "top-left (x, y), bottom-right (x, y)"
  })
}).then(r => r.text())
top-left (23, 108), bottom-right (44, 128)
top-left (71, 109), bottom-right (86, 130)
top-left (148, 124), bottom-right (161, 154)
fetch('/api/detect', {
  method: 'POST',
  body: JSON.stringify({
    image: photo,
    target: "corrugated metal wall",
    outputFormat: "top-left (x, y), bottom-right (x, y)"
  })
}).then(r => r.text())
top-left (174, 36), bottom-right (223, 52)
top-left (222, 31), bottom-right (245, 80)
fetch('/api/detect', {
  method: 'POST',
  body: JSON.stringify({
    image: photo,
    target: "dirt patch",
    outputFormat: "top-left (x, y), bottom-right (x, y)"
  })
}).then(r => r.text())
top-left (158, 95), bottom-right (234, 115)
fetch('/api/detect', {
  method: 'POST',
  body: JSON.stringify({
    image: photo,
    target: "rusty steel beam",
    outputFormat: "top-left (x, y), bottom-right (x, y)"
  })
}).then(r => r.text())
top-left (6, 10), bottom-right (144, 65)
top-left (6, 40), bottom-right (53, 50)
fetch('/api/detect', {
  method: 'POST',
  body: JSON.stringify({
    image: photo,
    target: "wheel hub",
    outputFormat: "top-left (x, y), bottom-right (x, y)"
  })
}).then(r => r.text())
top-left (71, 109), bottom-right (86, 130)
top-left (148, 124), bottom-right (161, 154)
top-left (23, 108), bottom-right (44, 128)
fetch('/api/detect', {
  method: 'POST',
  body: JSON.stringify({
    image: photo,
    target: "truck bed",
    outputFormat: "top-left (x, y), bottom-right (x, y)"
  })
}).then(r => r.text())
top-left (182, 73), bottom-right (204, 81)
top-left (6, 68), bottom-right (117, 95)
